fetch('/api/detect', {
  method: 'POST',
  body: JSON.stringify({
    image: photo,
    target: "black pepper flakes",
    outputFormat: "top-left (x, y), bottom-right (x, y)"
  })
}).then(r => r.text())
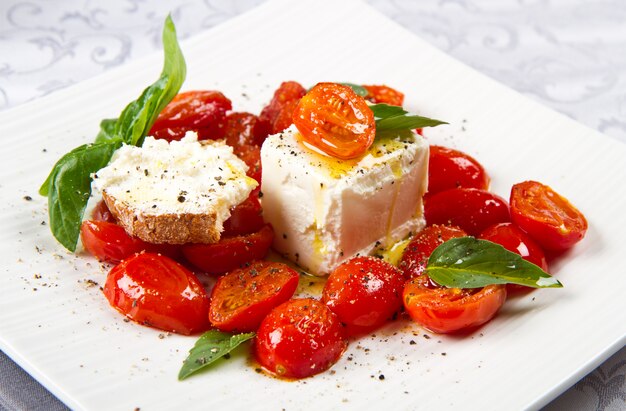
top-left (23, 195), bottom-right (32, 201)
top-left (177, 196), bottom-right (186, 203)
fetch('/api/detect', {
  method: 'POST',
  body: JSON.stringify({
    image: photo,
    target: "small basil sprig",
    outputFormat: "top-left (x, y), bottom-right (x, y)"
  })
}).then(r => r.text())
top-left (370, 103), bottom-right (447, 133)
top-left (179, 331), bottom-right (255, 380)
top-left (39, 15), bottom-right (186, 251)
top-left (427, 237), bottom-right (562, 289)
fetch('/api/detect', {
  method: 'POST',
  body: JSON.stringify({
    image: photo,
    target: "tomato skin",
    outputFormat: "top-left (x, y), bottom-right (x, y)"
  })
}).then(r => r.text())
top-left (149, 90), bottom-right (232, 141)
top-left (104, 253), bottom-right (210, 335)
top-left (222, 192), bottom-right (264, 236)
top-left (363, 84), bottom-right (404, 106)
top-left (223, 112), bottom-right (270, 148)
top-left (91, 200), bottom-right (116, 223)
top-left (399, 225), bottom-right (468, 279)
top-left (181, 224), bottom-right (274, 275)
top-left (209, 261), bottom-right (299, 332)
top-left (510, 181), bottom-right (587, 251)
top-left (403, 275), bottom-right (507, 334)
top-left (322, 257), bottom-right (404, 336)
top-left (428, 145), bottom-right (490, 195)
top-left (293, 82), bottom-right (376, 160)
top-left (233, 144), bottom-right (262, 184)
top-left (259, 81), bottom-right (306, 134)
top-left (424, 188), bottom-right (510, 236)
top-left (254, 298), bottom-right (347, 379)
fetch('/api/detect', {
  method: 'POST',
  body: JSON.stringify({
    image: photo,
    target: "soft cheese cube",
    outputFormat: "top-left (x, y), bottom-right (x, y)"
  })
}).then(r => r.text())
top-left (261, 125), bottom-right (428, 276)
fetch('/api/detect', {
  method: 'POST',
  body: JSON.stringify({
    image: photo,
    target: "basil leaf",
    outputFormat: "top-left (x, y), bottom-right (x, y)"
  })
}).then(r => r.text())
top-left (370, 103), bottom-right (408, 118)
top-left (427, 237), bottom-right (562, 289)
top-left (94, 118), bottom-right (120, 144)
top-left (376, 114), bottom-right (447, 131)
top-left (340, 83), bottom-right (368, 97)
top-left (178, 331), bottom-right (255, 380)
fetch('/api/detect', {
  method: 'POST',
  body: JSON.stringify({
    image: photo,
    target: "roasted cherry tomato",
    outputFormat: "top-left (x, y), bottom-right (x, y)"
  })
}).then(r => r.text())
top-left (222, 192), bottom-right (264, 236)
top-left (254, 298), bottom-right (347, 379)
top-left (293, 82), bottom-right (375, 160)
top-left (233, 144), bottom-right (262, 184)
top-left (104, 253), bottom-right (210, 335)
top-left (424, 188), bottom-right (510, 236)
top-left (403, 274), bottom-right (507, 334)
top-left (223, 112), bottom-right (270, 148)
top-left (428, 145), bottom-right (490, 195)
top-left (510, 181), bottom-right (587, 251)
top-left (209, 261), bottom-right (299, 332)
top-left (322, 256), bottom-right (404, 336)
top-left (363, 84), bottom-right (404, 106)
top-left (182, 224), bottom-right (274, 275)
top-left (149, 90), bottom-right (232, 141)
top-left (259, 81), bottom-right (306, 134)
top-left (399, 225), bottom-right (468, 279)
top-left (91, 200), bottom-right (116, 223)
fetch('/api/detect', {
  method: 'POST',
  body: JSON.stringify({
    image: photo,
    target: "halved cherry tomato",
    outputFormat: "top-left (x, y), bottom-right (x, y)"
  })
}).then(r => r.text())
top-left (363, 84), bottom-right (404, 106)
top-left (254, 298), bottom-right (347, 379)
top-left (322, 256), bottom-right (404, 336)
top-left (91, 200), bottom-right (116, 223)
top-left (209, 261), bottom-right (299, 332)
top-left (403, 274), bottom-right (507, 334)
top-left (182, 224), bottom-right (274, 275)
top-left (293, 83), bottom-right (375, 160)
top-left (510, 181), bottom-right (587, 251)
top-left (428, 145), bottom-right (490, 195)
top-left (259, 81), bottom-right (306, 134)
top-left (222, 192), bottom-right (264, 236)
top-left (104, 253), bottom-right (210, 335)
top-left (149, 90), bottom-right (232, 141)
top-left (223, 112), bottom-right (270, 148)
top-left (399, 225), bottom-right (467, 279)
top-left (233, 144), bottom-right (262, 184)
top-left (424, 188), bottom-right (510, 236)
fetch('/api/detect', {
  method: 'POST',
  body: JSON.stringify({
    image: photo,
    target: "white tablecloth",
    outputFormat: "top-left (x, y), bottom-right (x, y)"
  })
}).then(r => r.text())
top-left (0, 1), bottom-right (624, 410)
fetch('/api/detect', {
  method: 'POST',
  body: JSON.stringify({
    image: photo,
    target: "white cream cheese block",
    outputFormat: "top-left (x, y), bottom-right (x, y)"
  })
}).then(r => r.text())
top-left (261, 125), bottom-right (428, 276)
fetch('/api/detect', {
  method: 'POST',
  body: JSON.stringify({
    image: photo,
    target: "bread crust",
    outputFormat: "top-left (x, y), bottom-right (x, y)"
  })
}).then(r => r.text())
top-left (102, 191), bottom-right (221, 245)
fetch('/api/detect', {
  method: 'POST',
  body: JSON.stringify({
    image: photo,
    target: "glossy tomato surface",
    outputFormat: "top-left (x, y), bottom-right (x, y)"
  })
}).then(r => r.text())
top-left (322, 256), bottom-right (404, 336)
top-left (424, 188), bottom-right (510, 236)
top-left (363, 84), bottom-right (404, 106)
top-left (403, 274), bottom-right (507, 334)
top-left (222, 192), bottom-right (264, 236)
top-left (104, 253), bottom-right (210, 335)
top-left (223, 112), bottom-right (270, 148)
top-left (254, 298), bottom-right (347, 379)
top-left (510, 181), bottom-right (588, 251)
top-left (182, 224), bottom-right (274, 275)
top-left (91, 200), bottom-right (116, 223)
top-left (428, 145), bottom-right (490, 194)
top-left (259, 81), bottom-right (306, 134)
top-left (399, 225), bottom-right (468, 279)
top-left (293, 82), bottom-right (375, 160)
top-left (233, 144), bottom-right (262, 184)
top-left (209, 261), bottom-right (299, 332)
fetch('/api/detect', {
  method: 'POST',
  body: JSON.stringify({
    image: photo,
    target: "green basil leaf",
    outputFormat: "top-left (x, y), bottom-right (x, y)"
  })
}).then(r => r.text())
top-left (178, 331), bottom-right (255, 380)
top-left (340, 83), bottom-right (369, 97)
top-left (376, 114), bottom-right (448, 131)
top-left (427, 237), bottom-right (562, 289)
top-left (370, 103), bottom-right (408, 118)
top-left (94, 118), bottom-right (120, 144)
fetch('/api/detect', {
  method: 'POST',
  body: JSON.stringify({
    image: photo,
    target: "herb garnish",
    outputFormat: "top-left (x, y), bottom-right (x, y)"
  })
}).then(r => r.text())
top-left (371, 103), bottom-right (447, 133)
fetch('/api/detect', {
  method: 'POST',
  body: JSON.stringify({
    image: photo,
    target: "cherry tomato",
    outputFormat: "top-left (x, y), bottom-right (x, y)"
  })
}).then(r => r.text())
top-left (271, 99), bottom-right (301, 135)
top-left (181, 224), bottom-right (274, 275)
top-left (233, 144), bottom-right (262, 184)
top-left (399, 225), bottom-right (468, 279)
top-left (222, 192), bottom-right (264, 236)
top-left (223, 112), bottom-right (270, 148)
top-left (293, 83), bottom-right (375, 160)
top-left (209, 261), bottom-right (299, 332)
top-left (510, 181), bottom-right (588, 251)
top-left (403, 274), bottom-right (507, 334)
top-left (428, 145), bottom-right (490, 195)
top-left (254, 298), bottom-right (347, 379)
top-left (259, 81), bottom-right (306, 134)
top-left (149, 90), bottom-right (232, 141)
top-left (322, 257), bottom-right (404, 336)
top-left (424, 188), bottom-right (510, 236)
top-left (104, 253), bottom-right (210, 335)
top-left (363, 84), bottom-right (404, 106)
top-left (91, 200), bottom-right (116, 223)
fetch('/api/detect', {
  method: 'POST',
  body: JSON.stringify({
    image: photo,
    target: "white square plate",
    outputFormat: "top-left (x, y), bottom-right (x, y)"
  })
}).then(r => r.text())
top-left (1, 0), bottom-right (625, 409)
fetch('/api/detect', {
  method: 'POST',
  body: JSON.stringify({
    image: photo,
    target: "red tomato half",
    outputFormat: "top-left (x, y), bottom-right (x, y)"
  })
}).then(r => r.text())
top-left (259, 81), bottom-right (306, 134)
top-left (182, 224), bottom-right (274, 275)
top-left (233, 144), bottom-right (262, 184)
top-left (363, 84), bottom-right (404, 106)
top-left (399, 225), bottom-right (468, 279)
top-left (223, 112), bottom-right (270, 148)
top-left (424, 188), bottom-right (510, 236)
top-left (403, 274), bottom-right (507, 334)
top-left (209, 261), bottom-right (299, 332)
top-left (510, 181), bottom-right (588, 251)
top-left (91, 200), bottom-right (116, 223)
top-left (428, 145), bottom-right (490, 195)
top-left (104, 253), bottom-right (210, 335)
top-left (254, 298), bottom-right (347, 379)
top-left (293, 83), bottom-right (375, 160)
top-left (322, 256), bottom-right (404, 336)
top-left (222, 192), bottom-right (264, 237)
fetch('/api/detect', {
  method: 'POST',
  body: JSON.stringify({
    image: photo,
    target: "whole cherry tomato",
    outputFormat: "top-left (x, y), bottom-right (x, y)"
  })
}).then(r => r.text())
top-left (259, 81), bottom-right (306, 134)
top-left (181, 224), bottom-right (274, 275)
top-left (403, 274), bottom-right (507, 334)
top-left (399, 225), bottom-right (468, 279)
top-left (104, 253), bottom-right (210, 335)
top-left (293, 82), bottom-right (375, 160)
top-left (424, 188), bottom-right (510, 236)
top-left (222, 192), bottom-right (264, 236)
top-left (510, 181), bottom-right (587, 251)
top-left (209, 261), bottom-right (299, 332)
top-left (91, 200), bottom-right (116, 223)
top-left (363, 84), bottom-right (404, 106)
top-left (428, 145), bottom-right (490, 195)
top-left (223, 112), bottom-right (270, 148)
top-left (322, 257), bottom-right (404, 336)
top-left (254, 298), bottom-right (347, 379)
